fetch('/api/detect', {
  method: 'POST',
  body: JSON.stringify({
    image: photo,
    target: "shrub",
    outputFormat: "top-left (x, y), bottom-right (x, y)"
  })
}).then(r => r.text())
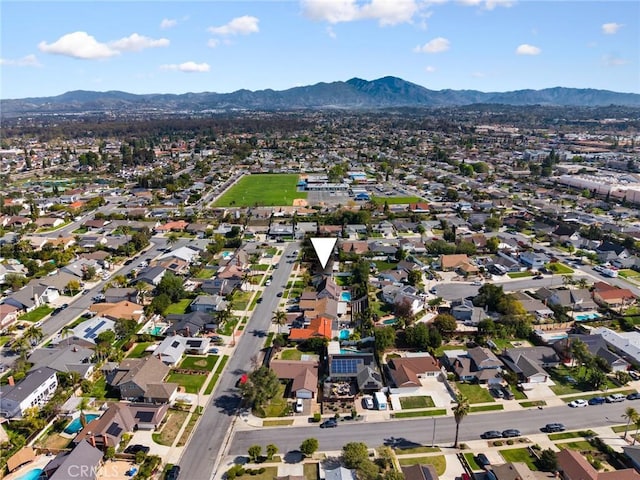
top-left (313, 413), bottom-right (321, 423)
top-left (507, 440), bottom-right (514, 445)
top-left (459, 443), bottom-right (468, 450)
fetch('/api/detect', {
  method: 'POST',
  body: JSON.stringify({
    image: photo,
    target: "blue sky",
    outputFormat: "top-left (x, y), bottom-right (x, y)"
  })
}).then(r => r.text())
top-left (1, 0), bottom-right (638, 99)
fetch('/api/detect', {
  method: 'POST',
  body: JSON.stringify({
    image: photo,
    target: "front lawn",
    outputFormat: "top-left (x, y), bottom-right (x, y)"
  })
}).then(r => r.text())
top-left (619, 269), bottom-right (640, 279)
top-left (547, 263), bottom-right (574, 274)
top-left (231, 291), bottom-right (253, 311)
top-left (507, 271), bottom-right (533, 279)
top-left (548, 430), bottom-right (595, 441)
top-left (548, 365), bottom-right (617, 395)
top-left (20, 305), bottom-right (54, 322)
top-left (469, 404), bottom-right (503, 413)
top-left (463, 453), bottom-right (481, 471)
top-left (164, 298), bottom-right (192, 315)
top-left (152, 409), bottom-right (189, 446)
top-left (399, 396), bottom-right (435, 409)
top-left (397, 455), bottom-right (446, 475)
top-left (234, 467), bottom-right (278, 480)
top-left (555, 440), bottom-right (594, 452)
top-left (499, 448), bottom-right (538, 471)
top-left (392, 409), bottom-right (447, 418)
top-left (456, 382), bottom-right (495, 404)
top-left (218, 316), bottom-right (240, 336)
top-left (255, 383), bottom-right (290, 418)
top-left (166, 372), bottom-right (208, 394)
top-left (280, 349), bottom-right (303, 361)
top-left (180, 355), bottom-right (218, 371)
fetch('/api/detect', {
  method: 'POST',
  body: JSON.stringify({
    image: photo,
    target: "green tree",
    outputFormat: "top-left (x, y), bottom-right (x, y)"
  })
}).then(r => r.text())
top-left (453, 393), bottom-right (470, 448)
top-left (149, 293), bottom-right (171, 315)
top-left (432, 314), bottom-right (457, 336)
top-left (156, 272), bottom-right (185, 302)
top-left (407, 269), bottom-right (422, 287)
top-left (272, 310), bottom-right (287, 334)
top-left (247, 445), bottom-right (262, 463)
top-left (66, 279), bottom-right (81, 296)
top-left (266, 444), bottom-right (278, 460)
top-left (240, 366), bottom-right (281, 408)
top-left (342, 442), bottom-right (369, 469)
top-left (300, 438), bottom-right (319, 457)
top-left (24, 325), bottom-right (44, 346)
top-left (105, 446), bottom-right (116, 461)
top-left (166, 232), bottom-right (179, 247)
top-left (537, 449), bottom-right (558, 471)
top-left (486, 236), bottom-right (500, 253)
top-left (82, 265), bottom-right (96, 281)
top-left (374, 326), bottom-right (396, 353)
top-left (484, 216), bottom-right (502, 232)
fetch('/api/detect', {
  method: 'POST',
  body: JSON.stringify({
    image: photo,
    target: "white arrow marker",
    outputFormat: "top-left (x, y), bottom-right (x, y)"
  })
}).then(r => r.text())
top-left (310, 237), bottom-right (337, 269)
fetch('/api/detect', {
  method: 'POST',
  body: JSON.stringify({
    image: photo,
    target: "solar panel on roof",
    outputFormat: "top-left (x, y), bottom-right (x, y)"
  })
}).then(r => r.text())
top-left (135, 411), bottom-right (154, 422)
top-left (171, 341), bottom-right (180, 348)
top-left (331, 358), bottom-right (362, 375)
top-left (106, 423), bottom-right (123, 437)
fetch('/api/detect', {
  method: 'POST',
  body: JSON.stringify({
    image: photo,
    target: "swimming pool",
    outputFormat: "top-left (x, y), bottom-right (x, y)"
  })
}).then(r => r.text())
top-left (64, 414), bottom-right (100, 434)
top-left (340, 291), bottom-right (351, 302)
top-left (16, 468), bottom-right (43, 480)
top-left (575, 313), bottom-right (601, 321)
top-left (150, 326), bottom-right (163, 336)
top-left (339, 329), bottom-right (350, 340)
top-left (382, 318), bottom-right (397, 325)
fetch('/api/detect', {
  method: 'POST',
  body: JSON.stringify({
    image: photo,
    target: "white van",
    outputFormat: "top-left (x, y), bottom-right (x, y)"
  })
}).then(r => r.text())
top-left (362, 396), bottom-right (374, 409)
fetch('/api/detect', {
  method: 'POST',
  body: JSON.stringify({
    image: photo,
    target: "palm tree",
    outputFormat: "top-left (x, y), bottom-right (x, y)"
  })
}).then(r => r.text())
top-left (61, 326), bottom-right (73, 346)
top-left (577, 278), bottom-right (589, 289)
top-left (272, 310), bottom-right (287, 334)
top-left (135, 281), bottom-right (152, 305)
top-left (623, 407), bottom-right (638, 439)
top-left (166, 232), bottom-right (179, 249)
top-left (24, 325), bottom-right (44, 347)
top-left (453, 393), bottom-right (470, 448)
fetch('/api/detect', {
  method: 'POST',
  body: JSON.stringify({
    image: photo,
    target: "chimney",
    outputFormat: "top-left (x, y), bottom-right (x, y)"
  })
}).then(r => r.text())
top-left (8, 376), bottom-right (14, 386)
top-left (102, 434), bottom-right (108, 448)
top-left (90, 434), bottom-right (96, 447)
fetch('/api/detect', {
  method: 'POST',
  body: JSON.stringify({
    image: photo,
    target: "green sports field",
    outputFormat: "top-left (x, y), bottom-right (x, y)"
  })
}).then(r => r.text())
top-left (213, 174), bottom-right (307, 207)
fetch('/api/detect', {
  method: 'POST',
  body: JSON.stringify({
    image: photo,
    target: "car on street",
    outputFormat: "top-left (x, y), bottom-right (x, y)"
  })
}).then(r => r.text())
top-left (501, 429), bottom-right (521, 438)
top-left (471, 281), bottom-right (483, 286)
top-left (627, 392), bottom-right (640, 400)
top-left (276, 292), bottom-right (283, 297)
top-left (533, 274), bottom-right (544, 279)
top-left (569, 399), bottom-right (588, 408)
top-left (606, 393), bottom-right (626, 403)
top-left (588, 396), bottom-right (606, 405)
top-left (543, 423), bottom-right (566, 433)
top-left (476, 453), bottom-right (491, 467)
top-left (630, 371), bottom-right (640, 380)
top-left (480, 430), bottom-right (502, 439)
top-left (165, 465), bottom-right (181, 480)
top-left (320, 419), bottom-right (338, 428)
top-left (256, 297), bottom-right (263, 303)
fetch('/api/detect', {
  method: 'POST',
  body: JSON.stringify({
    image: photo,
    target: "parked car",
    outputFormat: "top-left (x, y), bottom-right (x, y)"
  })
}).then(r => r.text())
top-left (490, 387), bottom-right (504, 399)
top-left (165, 465), bottom-right (180, 480)
top-left (543, 423), bottom-right (566, 433)
top-left (569, 399), bottom-right (588, 408)
top-left (501, 429), bottom-right (521, 438)
top-left (476, 453), bottom-right (491, 467)
top-left (627, 393), bottom-right (640, 400)
top-left (480, 430), bottom-right (502, 439)
top-left (51, 307), bottom-right (63, 316)
top-left (124, 444), bottom-right (150, 455)
top-left (209, 348), bottom-right (219, 354)
top-left (606, 393), bottom-right (626, 403)
top-left (630, 371), bottom-right (640, 380)
top-left (362, 396), bottom-right (374, 409)
top-left (588, 396), bottom-right (606, 405)
top-left (294, 398), bottom-right (303, 413)
top-left (320, 419), bottom-right (338, 428)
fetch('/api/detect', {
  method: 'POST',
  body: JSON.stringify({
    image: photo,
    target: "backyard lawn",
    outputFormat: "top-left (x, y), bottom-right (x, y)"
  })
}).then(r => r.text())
top-left (180, 355), bottom-right (219, 371)
top-left (164, 299), bottom-right (191, 315)
top-left (499, 448), bottom-right (538, 471)
top-left (214, 174), bottom-right (306, 207)
top-left (456, 382), bottom-right (495, 404)
top-left (166, 372), bottom-right (208, 394)
top-left (280, 349), bottom-right (303, 361)
top-left (20, 305), bottom-right (54, 322)
top-left (126, 342), bottom-right (155, 358)
top-left (399, 396), bottom-right (435, 409)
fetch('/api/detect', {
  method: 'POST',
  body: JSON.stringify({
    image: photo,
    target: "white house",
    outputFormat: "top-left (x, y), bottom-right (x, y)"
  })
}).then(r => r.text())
top-left (0, 367), bottom-right (58, 418)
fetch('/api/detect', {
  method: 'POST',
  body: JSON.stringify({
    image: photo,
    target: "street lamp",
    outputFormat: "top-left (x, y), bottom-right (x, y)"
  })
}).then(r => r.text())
top-left (431, 417), bottom-right (436, 447)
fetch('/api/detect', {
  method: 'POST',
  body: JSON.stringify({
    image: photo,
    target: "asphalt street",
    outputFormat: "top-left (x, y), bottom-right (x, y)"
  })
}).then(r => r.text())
top-left (176, 242), bottom-right (299, 480)
top-left (230, 401), bottom-right (635, 455)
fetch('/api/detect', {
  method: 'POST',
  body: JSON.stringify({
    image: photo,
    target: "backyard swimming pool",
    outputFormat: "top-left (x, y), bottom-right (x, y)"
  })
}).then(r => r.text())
top-left (64, 414), bottom-right (100, 434)
top-left (15, 468), bottom-right (43, 480)
top-left (382, 318), bottom-right (397, 325)
top-left (340, 291), bottom-right (351, 302)
top-left (150, 326), bottom-right (163, 336)
top-left (575, 313), bottom-right (601, 321)
top-left (339, 329), bottom-right (350, 340)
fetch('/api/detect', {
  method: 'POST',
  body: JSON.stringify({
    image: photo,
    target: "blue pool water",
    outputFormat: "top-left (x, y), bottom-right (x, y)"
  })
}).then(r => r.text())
top-left (575, 313), bottom-right (601, 321)
top-left (382, 318), bottom-right (397, 325)
top-left (340, 291), bottom-right (351, 302)
top-left (64, 414), bottom-right (100, 434)
top-left (16, 469), bottom-right (43, 480)
top-left (339, 329), bottom-right (350, 340)
top-left (150, 326), bottom-right (163, 335)
top-left (221, 251), bottom-right (233, 259)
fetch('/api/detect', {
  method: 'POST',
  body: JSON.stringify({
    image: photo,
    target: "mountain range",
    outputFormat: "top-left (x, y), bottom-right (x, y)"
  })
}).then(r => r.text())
top-left (2, 76), bottom-right (640, 116)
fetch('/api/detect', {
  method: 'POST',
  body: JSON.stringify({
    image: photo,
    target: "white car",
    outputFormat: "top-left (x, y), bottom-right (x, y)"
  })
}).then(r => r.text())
top-left (569, 399), bottom-right (588, 408)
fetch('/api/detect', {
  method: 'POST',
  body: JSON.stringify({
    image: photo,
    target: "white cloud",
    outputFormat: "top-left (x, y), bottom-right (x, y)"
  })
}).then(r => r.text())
top-left (326, 26), bottom-right (337, 38)
top-left (425, 65), bottom-right (437, 73)
top-left (109, 33), bottom-right (169, 52)
top-left (208, 15), bottom-right (259, 35)
top-left (602, 22), bottom-right (623, 34)
top-left (301, 0), bottom-right (420, 26)
top-left (160, 18), bottom-right (177, 29)
top-left (516, 43), bottom-right (541, 55)
top-left (207, 38), bottom-right (220, 48)
top-left (414, 37), bottom-right (450, 53)
top-left (38, 31), bottom-right (119, 59)
top-left (602, 54), bottom-right (629, 66)
top-left (457, 0), bottom-right (513, 9)
top-left (160, 61), bottom-right (210, 73)
top-left (0, 54), bottom-right (42, 67)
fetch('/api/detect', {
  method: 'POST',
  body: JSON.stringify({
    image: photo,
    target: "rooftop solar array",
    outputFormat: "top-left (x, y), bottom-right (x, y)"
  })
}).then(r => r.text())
top-left (331, 358), bottom-right (363, 375)
top-left (135, 411), bottom-right (154, 422)
top-left (106, 423), bottom-right (123, 437)
top-left (84, 320), bottom-right (107, 339)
